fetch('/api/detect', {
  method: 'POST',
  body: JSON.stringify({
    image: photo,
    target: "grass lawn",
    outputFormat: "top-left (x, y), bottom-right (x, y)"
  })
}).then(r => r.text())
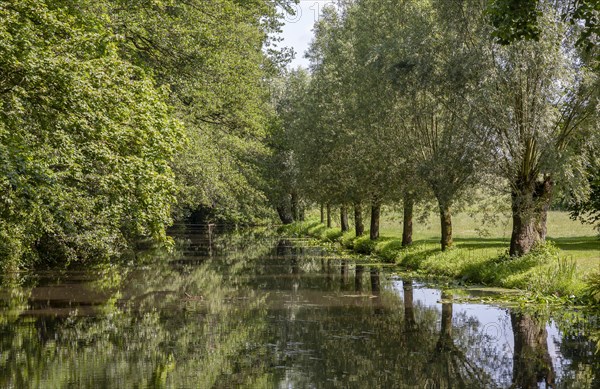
top-left (287, 210), bottom-right (599, 300)
top-left (378, 210), bottom-right (599, 273)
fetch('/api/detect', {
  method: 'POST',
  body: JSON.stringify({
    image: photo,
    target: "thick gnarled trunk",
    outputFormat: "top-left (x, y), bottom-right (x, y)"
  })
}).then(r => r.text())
top-left (402, 194), bottom-right (414, 247)
top-left (276, 206), bottom-right (293, 225)
top-left (370, 202), bottom-right (381, 240)
top-left (439, 202), bottom-right (453, 251)
top-left (354, 202), bottom-right (365, 236)
top-left (510, 177), bottom-right (553, 256)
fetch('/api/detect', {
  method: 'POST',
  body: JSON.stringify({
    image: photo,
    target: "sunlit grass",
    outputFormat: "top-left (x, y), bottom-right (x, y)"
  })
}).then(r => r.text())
top-left (285, 210), bottom-right (599, 300)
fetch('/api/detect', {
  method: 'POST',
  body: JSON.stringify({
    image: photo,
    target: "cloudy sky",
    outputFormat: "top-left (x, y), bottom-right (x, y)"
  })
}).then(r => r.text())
top-left (278, 1), bottom-right (337, 69)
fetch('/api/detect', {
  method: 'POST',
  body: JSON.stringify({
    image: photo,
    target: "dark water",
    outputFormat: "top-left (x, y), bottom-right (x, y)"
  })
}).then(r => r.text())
top-left (1, 227), bottom-right (598, 388)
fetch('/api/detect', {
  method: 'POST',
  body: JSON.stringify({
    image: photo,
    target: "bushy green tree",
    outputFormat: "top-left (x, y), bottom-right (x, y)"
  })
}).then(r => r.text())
top-left (103, 0), bottom-right (295, 223)
top-left (0, 0), bottom-right (181, 268)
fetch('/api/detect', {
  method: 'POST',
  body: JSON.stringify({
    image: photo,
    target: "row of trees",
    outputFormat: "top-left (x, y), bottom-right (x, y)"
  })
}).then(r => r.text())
top-left (269, 0), bottom-right (599, 256)
top-left (0, 0), bottom-right (295, 268)
top-left (1, 0), bottom-right (597, 267)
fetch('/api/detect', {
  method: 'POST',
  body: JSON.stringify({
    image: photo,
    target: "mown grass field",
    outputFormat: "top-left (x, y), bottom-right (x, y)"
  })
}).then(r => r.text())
top-left (378, 210), bottom-right (599, 272)
top-left (289, 210), bottom-right (599, 300)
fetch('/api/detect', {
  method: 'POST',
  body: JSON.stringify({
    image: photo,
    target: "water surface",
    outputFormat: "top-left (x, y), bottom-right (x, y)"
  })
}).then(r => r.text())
top-left (1, 227), bottom-right (598, 388)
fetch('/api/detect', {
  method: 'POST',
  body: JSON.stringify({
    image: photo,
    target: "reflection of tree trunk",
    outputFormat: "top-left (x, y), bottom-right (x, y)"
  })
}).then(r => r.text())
top-left (340, 206), bottom-right (349, 232)
top-left (370, 268), bottom-right (383, 314)
top-left (511, 313), bottom-right (555, 388)
top-left (326, 204), bottom-right (332, 228)
top-left (370, 268), bottom-right (380, 293)
top-left (510, 176), bottom-right (553, 256)
top-left (426, 292), bottom-right (491, 387)
top-left (436, 297), bottom-right (453, 352)
top-left (402, 278), bottom-right (422, 387)
top-left (354, 202), bottom-right (365, 236)
top-left (370, 202), bottom-right (381, 240)
top-left (208, 224), bottom-right (214, 257)
top-left (277, 240), bottom-right (292, 257)
top-left (403, 279), bottom-right (417, 331)
top-left (355, 265), bottom-right (364, 292)
top-left (320, 204), bottom-right (325, 224)
top-left (402, 194), bottom-right (414, 247)
top-left (439, 201), bottom-right (453, 251)
top-left (325, 260), bottom-right (333, 288)
top-left (341, 261), bottom-right (349, 286)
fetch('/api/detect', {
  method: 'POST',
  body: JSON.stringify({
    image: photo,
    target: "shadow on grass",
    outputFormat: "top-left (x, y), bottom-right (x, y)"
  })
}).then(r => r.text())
top-left (550, 237), bottom-right (600, 252)
top-left (452, 238), bottom-right (508, 251)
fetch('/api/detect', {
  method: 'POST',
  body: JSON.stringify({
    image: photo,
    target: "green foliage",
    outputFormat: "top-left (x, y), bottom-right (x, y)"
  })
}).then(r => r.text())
top-left (399, 242), bottom-right (584, 297)
top-left (488, 0), bottom-right (541, 44)
top-left (353, 235), bottom-right (377, 255)
top-left (322, 228), bottom-right (344, 243)
top-left (278, 220), bottom-right (320, 237)
top-left (340, 231), bottom-right (356, 249)
top-left (103, 0), bottom-right (291, 223)
top-left (568, 149), bottom-right (600, 231)
top-left (0, 0), bottom-right (181, 267)
top-left (374, 239), bottom-right (404, 263)
top-left (584, 271), bottom-right (600, 305)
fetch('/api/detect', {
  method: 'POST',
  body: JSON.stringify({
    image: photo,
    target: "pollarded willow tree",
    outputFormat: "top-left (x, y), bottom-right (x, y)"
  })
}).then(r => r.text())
top-left (480, 1), bottom-right (599, 256)
top-left (273, 0), bottom-right (597, 259)
top-left (266, 69), bottom-right (312, 224)
top-left (297, 4), bottom-right (379, 235)
top-left (370, 0), bottom-right (493, 250)
top-left (344, 0), bottom-right (416, 241)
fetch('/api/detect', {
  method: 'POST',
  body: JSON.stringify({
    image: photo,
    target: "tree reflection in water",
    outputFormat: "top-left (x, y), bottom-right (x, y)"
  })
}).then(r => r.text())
top-left (0, 230), bottom-right (598, 388)
top-left (511, 313), bottom-right (555, 388)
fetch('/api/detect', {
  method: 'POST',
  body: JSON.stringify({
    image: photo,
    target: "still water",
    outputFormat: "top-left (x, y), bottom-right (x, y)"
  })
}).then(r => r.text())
top-left (0, 227), bottom-right (598, 388)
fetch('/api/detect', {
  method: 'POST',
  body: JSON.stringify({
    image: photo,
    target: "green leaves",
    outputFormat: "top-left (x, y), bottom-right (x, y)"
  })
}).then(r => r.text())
top-left (0, 0), bottom-right (181, 267)
top-left (104, 0), bottom-right (287, 223)
top-left (487, 0), bottom-right (542, 45)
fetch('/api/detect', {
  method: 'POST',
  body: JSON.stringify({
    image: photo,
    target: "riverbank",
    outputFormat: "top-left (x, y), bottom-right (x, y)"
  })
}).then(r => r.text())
top-left (281, 219), bottom-right (600, 304)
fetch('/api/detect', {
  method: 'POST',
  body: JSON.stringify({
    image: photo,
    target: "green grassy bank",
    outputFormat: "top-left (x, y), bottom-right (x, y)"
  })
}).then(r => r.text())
top-left (282, 211), bottom-right (600, 303)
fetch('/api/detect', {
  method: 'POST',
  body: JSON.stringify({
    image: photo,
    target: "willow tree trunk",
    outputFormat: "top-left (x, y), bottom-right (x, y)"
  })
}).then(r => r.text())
top-left (276, 206), bottom-right (293, 225)
top-left (370, 202), bottom-right (381, 240)
top-left (510, 177), bottom-right (553, 256)
top-left (402, 194), bottom-right (414, 247)
top-left (354, 202), bottom-right (365, 236)
top-left (320, 204), bottom-right (325, 224)
top-left (290, 192), bottom-right (299, 222)
top-left (326, 204), bottom-right (332, 228)
top-left (340, 205), bottom-right (349, 232)
top-left (439, 202), bottom-right (453, 251)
